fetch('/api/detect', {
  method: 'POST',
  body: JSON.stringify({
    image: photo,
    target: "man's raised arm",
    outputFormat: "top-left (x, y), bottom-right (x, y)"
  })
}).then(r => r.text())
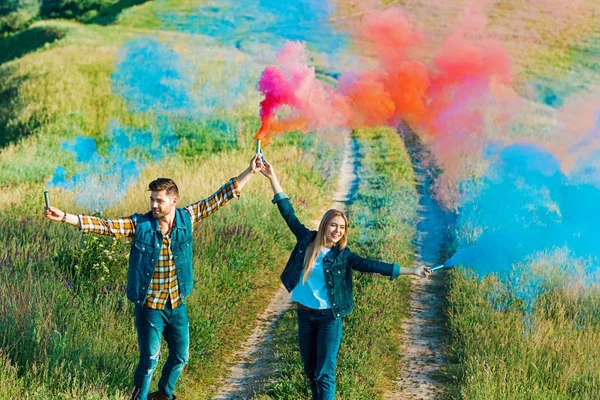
top-left (186, 154), bottom-right (262, 225)
top-left (235, 153), bottom-right (262, 191)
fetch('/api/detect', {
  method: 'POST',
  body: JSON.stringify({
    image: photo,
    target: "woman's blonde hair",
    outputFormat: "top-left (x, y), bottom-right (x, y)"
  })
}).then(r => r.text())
top-left (302, 209), bottom-right (348, 284)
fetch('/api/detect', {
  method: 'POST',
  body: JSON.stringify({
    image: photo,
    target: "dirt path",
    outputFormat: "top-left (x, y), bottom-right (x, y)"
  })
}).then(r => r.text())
top-left (213, 135), bottom-right (357, 400)
top-left (384, 122), bottom-right (453, 400)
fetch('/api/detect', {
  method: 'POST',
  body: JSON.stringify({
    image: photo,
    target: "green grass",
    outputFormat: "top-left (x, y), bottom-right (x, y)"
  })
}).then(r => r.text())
top-left (0, 24), bottom-right (67, 65)
top-left (0, 17), bottom-right (265, 184)
top-left (254, 127), bottom-right (420, 399)
top-left (443, 255), bottom-right (600, 400)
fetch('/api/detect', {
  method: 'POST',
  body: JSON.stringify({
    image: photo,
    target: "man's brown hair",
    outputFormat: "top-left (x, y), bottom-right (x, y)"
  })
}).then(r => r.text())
top-left (148, 178), bottom-right (179, 198)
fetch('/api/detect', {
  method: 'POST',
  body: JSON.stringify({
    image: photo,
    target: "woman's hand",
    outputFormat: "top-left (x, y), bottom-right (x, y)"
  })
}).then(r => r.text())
top-left (413, 265), bottom-right (431, 278)
top-left (260, 161), bottom-right (276, 180)
top-left (261, 161), bottom-right (284, 195)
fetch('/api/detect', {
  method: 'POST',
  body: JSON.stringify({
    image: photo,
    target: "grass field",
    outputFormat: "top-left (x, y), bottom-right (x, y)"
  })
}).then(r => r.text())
top-left (444, 262), bottom-right (600, 400)
top-left (3, 0), bottom-right (600, 399)
top-left (0, 2), bottom-right (347, 397)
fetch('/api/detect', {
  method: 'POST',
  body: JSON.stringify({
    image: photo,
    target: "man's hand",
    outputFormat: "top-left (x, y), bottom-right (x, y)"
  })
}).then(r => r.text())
top-left (250, 153), bottom-right (263, 174)
top-left (236, 154), bottom-right (264, 191)
top-left (413, 265), bottom-right (432, 278)
top-left (44, 206), bottom-right (66, 222)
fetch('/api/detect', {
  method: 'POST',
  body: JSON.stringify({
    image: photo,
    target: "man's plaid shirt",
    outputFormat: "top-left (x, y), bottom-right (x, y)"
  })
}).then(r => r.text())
top-left (79, 179), bottom-right (240, 310)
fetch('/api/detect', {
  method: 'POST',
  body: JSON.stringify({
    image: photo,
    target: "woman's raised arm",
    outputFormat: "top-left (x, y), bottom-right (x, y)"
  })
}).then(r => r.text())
top-left (260, 162), bottom-right (310, 239)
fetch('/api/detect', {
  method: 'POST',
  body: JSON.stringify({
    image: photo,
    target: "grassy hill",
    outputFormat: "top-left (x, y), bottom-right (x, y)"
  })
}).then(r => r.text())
top-left (3, 0), bottom-right (600, 399)
top-left (0, 1), bottom-right (351, 398)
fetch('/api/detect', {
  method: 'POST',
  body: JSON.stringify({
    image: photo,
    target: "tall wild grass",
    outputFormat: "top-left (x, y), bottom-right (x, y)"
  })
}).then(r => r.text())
top-left (444, 251), bottom-right (600, 400)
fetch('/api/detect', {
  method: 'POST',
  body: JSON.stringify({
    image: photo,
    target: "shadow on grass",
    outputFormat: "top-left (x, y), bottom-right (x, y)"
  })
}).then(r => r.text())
top-left (0, 26), bottom-right (66, 65)
top-left (85, 0), bottom-right (152, 26)
top-left (0, 66), bottom-right (40, 148)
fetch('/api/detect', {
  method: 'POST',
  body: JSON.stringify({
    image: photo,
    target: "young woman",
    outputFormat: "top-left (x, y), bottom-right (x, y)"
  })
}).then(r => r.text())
top-left (259, 161), bottom-right (430, 400)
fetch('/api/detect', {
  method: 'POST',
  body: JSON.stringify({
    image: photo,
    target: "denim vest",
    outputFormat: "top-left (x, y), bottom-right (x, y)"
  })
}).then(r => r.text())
top-left (274, 195), bottom-right (400, 319)
top-left (126, 208), bottom-right (193, 305)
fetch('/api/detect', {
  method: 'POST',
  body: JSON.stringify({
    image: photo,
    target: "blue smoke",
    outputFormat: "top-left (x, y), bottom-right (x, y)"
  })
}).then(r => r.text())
top-left (48, 120), bottom-right (178, 211)
top-left (49, 38), bottom-right (186, 210)
top-left (112, 37), bottom-right (255, 119)
top-left (53, 35), bottom-right (254, 209)
top-left (111, 37), bottom-right (196, 114)
top-left (447, 143), bottom-right (600, 281)
top-left (158, 0), bottom-right (348, 52)
top-left (258, 0), bottom-right (347, 51)
top-left (530, 80), bottom-right (564, 108)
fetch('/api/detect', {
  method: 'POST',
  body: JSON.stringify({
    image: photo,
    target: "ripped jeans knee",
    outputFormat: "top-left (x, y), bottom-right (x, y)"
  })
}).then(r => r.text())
top-left (131, 347), bottom-right (161, 400)
top-left (137, 348), bottom-right (161, 376)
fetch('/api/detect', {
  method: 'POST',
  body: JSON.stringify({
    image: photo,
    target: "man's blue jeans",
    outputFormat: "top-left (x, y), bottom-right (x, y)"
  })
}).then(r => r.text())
top-left (131, 303), bottom-right (189, 400)
top-left (297, 307), bottom-right (343, 400)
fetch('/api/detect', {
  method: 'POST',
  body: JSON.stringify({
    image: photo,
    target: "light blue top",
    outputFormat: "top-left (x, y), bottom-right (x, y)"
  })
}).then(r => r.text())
top-left (291, 246), bottom-right (332, 309)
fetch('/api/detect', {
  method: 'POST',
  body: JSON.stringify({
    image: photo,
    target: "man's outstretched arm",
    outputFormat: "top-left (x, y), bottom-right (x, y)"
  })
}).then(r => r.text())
top-left (45, 206), bottom-right (135, 237)
top-left (45, 206), bottom-right (82, 229)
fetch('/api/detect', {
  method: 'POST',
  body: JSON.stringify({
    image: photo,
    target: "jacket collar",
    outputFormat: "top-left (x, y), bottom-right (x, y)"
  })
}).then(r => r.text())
top-left (172, 208), bottom-right (189, 232)
top-left (149, 208), bottom-right (188, 233)
top-left (323, 243), bottom-right (341, 264)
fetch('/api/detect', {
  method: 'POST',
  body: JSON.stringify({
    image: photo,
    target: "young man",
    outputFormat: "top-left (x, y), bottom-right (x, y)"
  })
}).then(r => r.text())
top-left (44, 155), bottom-right (263, 400)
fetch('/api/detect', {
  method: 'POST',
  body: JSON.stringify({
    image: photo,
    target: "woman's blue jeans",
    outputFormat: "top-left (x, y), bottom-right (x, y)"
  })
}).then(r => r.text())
top-left (131, 302), bottom-right (189, 400)
top-left (297, 307), bottom-right (343, 400)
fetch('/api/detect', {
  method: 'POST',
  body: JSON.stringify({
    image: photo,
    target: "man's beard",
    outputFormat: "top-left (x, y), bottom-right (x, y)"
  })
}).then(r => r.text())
top-left (152, 208), bottom-right (169, 219)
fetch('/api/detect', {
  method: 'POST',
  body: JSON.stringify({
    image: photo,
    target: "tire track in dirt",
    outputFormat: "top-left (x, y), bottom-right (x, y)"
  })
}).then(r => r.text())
top-left (384, 122), bottom-right (454, 400)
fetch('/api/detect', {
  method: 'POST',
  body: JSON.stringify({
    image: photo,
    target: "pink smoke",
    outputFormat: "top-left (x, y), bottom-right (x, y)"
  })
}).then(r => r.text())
top-left (255, 41), bottom-right (350, 143)
top-left (255, 6), bottom-right (513, 189)
top-left (546, 91), bottom-right (600, 172)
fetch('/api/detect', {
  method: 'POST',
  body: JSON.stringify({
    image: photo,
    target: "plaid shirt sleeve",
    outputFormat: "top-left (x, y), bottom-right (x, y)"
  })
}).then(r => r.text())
top-left (185, 178), bottom-right (240, 227)
top-left (79, 215), bottom-right (136, 238)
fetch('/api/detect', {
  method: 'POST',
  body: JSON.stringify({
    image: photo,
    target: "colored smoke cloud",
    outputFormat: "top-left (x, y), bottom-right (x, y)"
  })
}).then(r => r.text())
top-left (255, 6), bottom-right (513, 193)
top-left (444, 141), bottom-right (600, 308)
top-left (48, 120), bottom-right (178, 211)
top-left (447, 143), bottom-right (600, 275)
top-left (111, 37), bottom-right (195, 114)
top-left (111, 36), bottom-right (257, 118)
top-left (53, 36), bottom-right (258, 210)
top-left (255, 41), bottom-right (351, 142)
top-left (254, 3), bottom-right (600, 293)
